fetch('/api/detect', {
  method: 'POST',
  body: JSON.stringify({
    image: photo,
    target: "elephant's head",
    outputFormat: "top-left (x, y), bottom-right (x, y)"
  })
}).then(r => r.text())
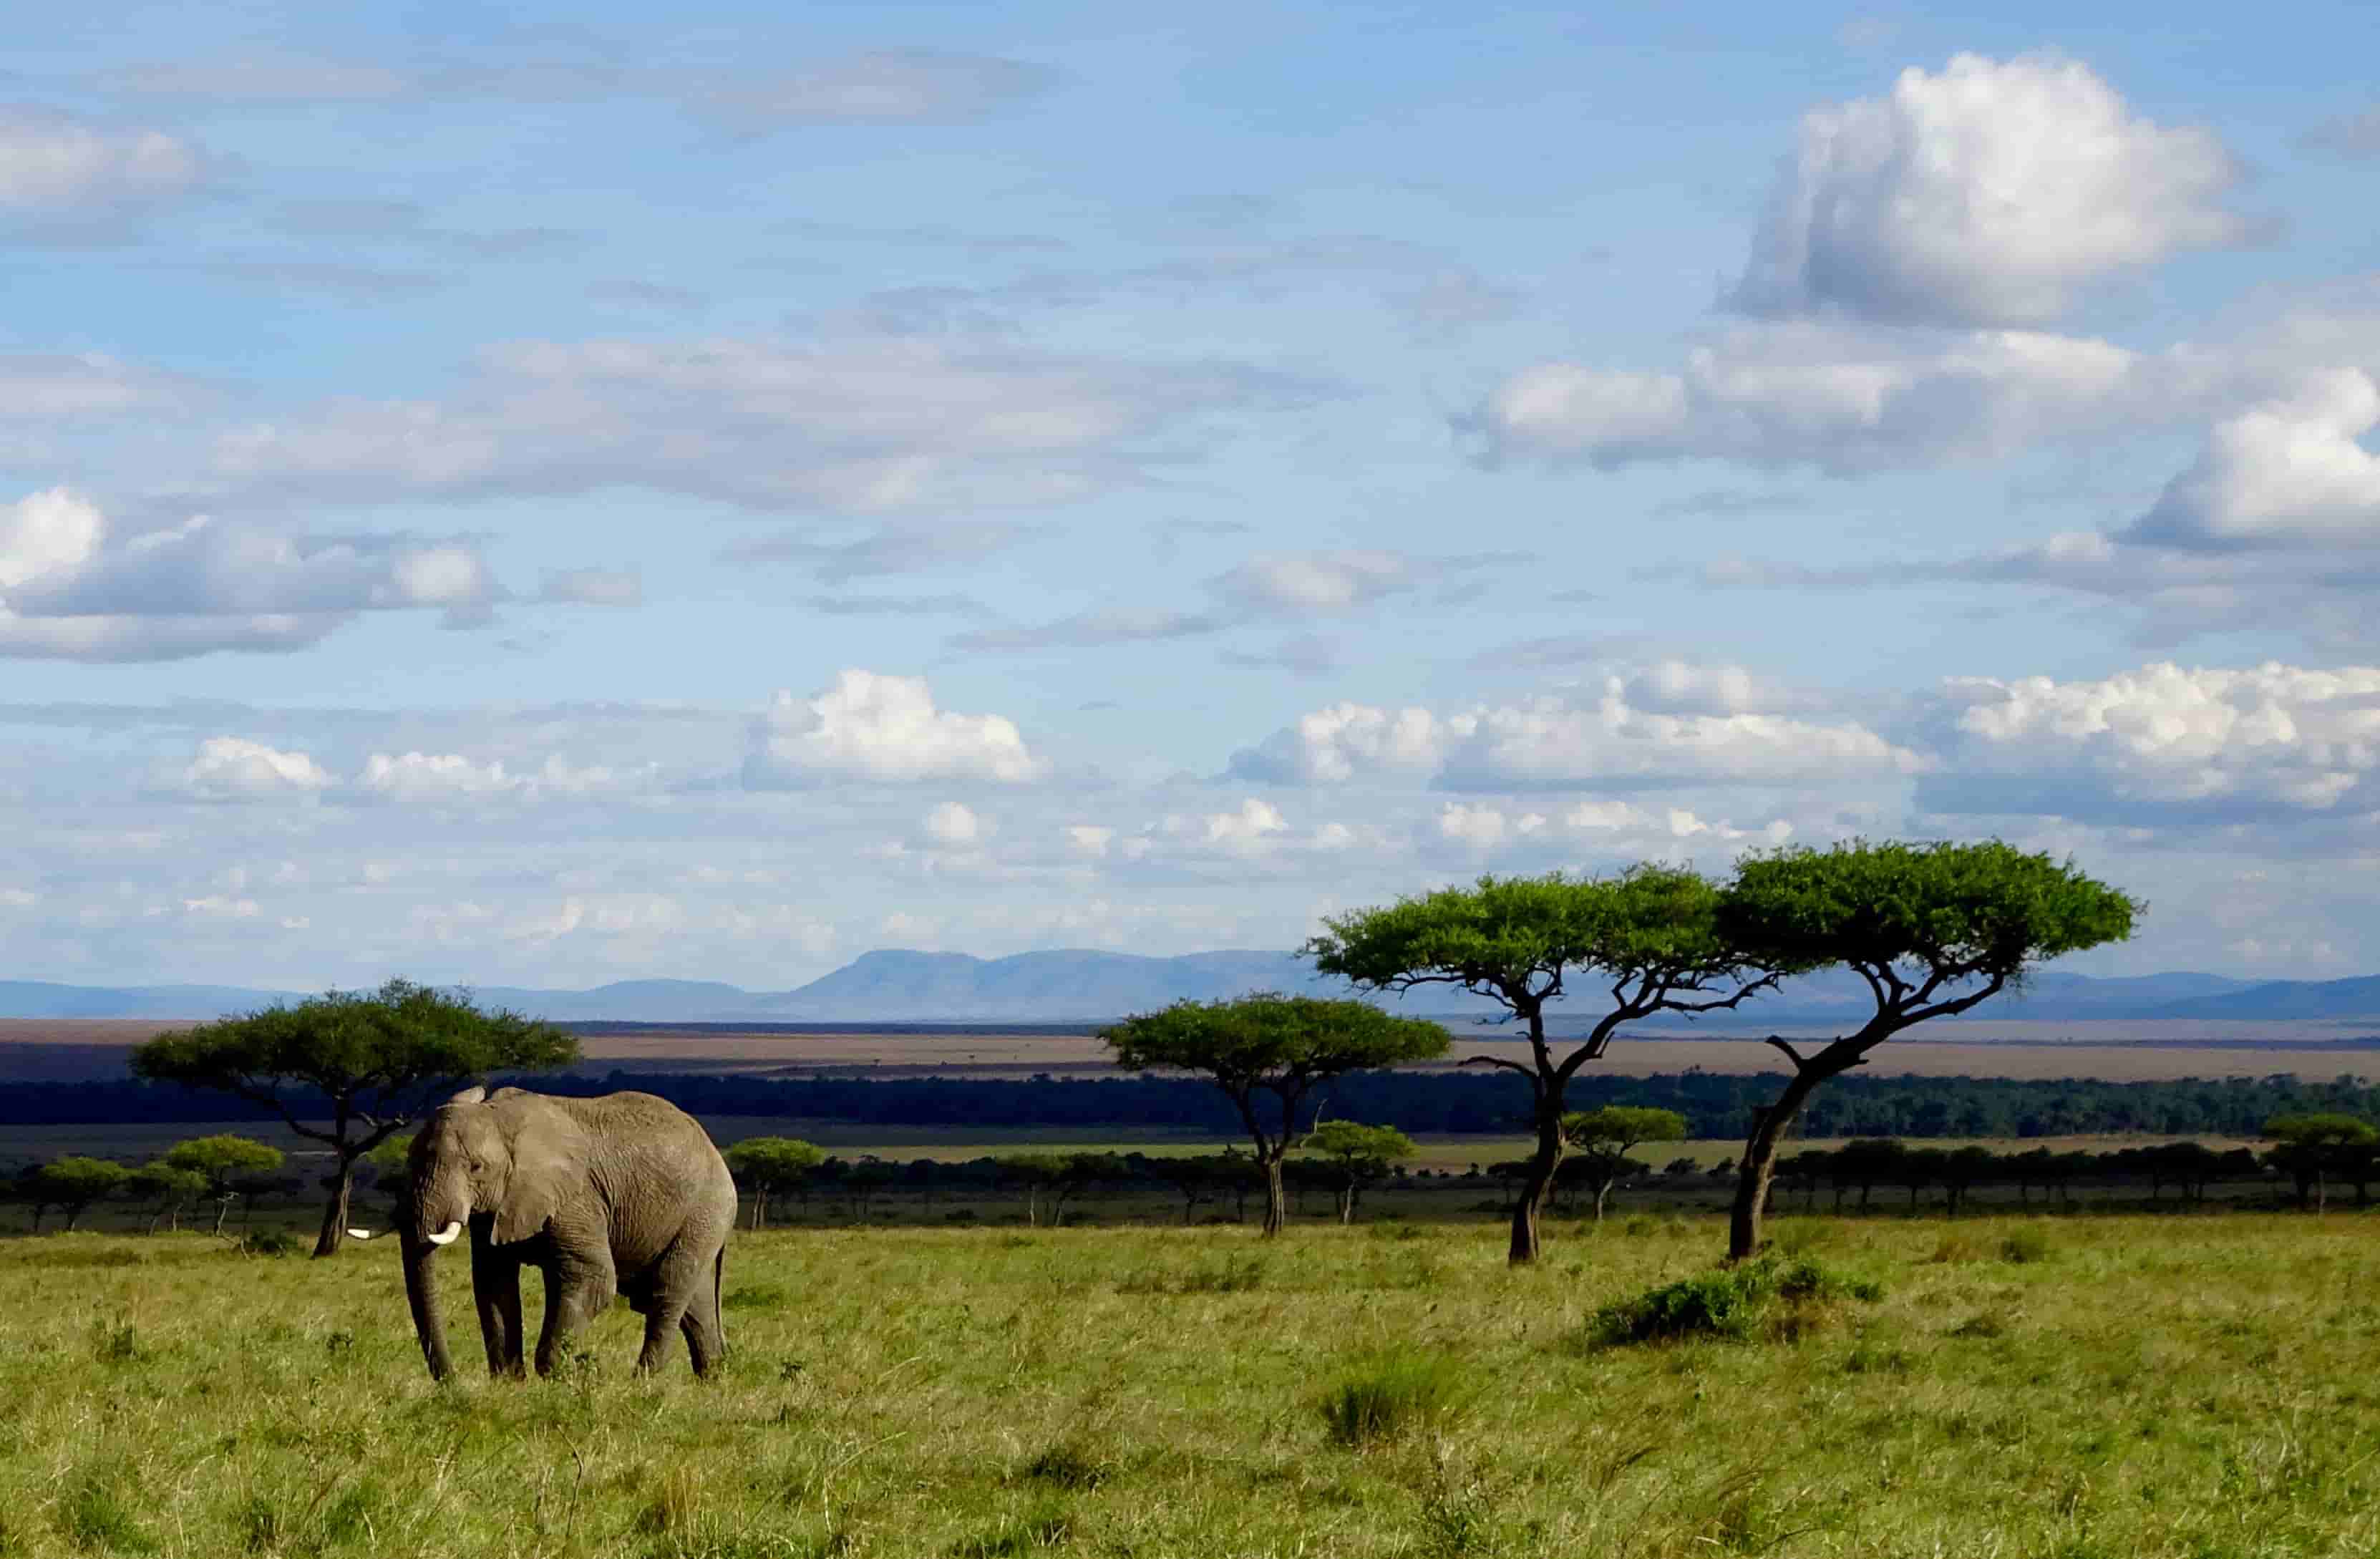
top-left (387, 1084), bottom-right (578, 1379)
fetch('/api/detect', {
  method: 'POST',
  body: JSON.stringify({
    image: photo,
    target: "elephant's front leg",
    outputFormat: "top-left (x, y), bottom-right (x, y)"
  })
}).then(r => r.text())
top-left (470, 1227), bottom-right (525, 1379)
top-left (532, 1249), bottom-right (616, 1377)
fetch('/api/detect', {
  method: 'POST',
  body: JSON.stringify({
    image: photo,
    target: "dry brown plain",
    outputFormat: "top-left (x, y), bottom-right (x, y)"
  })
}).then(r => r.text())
top-left (4, 1015), bottom-right (2379, 1084)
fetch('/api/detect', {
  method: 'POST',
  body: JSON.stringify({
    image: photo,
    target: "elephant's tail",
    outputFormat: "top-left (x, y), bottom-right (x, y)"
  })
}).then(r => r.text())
top-left (712, 1243), bottom-right (727, 1357)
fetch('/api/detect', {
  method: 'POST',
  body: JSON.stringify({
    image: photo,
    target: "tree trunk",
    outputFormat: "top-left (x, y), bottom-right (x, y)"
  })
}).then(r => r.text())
top-left (312, 1157), bottom-right (356, 1258)
top-left (65, 1205), bottom-right (84, 1232)
top-left (1508, 1092), bottom-right (1563, 1265)
top-left (212, 1195), bottom-right (230, 1236)
top-left (1261, 1155), bottom-right (1287, 1236)
top-left (1592, 1180), bottom-right (1611, 1224)
top-left (1729, 1072), bottom-right (1820, 1261)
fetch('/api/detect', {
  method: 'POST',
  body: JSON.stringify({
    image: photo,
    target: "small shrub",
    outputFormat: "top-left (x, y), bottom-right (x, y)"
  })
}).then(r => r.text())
top-left (236, 1231), bottom-right (298, 1258)
top-left (1585, 1258), bottom-right (1883, 1348)
top-left (1318, 1349), bottom-right (1470, 1449)
top-left (1621, 1216), bottom-right (1657, 1238)
top-left (2001, 1228), bottom-right (2054, 1265)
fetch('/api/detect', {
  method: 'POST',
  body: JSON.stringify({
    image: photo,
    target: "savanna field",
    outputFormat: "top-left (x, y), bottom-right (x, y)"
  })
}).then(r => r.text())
top-left (5, 1213), bottom-right (2377, 1559)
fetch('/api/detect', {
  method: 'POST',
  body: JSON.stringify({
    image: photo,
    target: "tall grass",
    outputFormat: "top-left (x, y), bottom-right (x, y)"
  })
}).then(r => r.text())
top-left (0, 1215), bottom-right (2376, 1555)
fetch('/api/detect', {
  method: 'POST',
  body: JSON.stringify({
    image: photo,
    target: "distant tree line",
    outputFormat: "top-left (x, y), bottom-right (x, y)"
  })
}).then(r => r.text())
top-left (19, 1066), bottom-right (2380, 1144)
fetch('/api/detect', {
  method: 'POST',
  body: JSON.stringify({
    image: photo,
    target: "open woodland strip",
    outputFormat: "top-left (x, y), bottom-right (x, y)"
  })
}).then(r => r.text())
top-left (1, 1215), bottom-right (2376, 1557)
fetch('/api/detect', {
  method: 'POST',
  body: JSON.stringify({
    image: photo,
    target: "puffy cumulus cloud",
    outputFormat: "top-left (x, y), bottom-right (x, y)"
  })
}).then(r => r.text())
top-left (176, 737), bottom-right (333, 802)
top-left (1230, 671), bottom-right (1913, 792)
top-left (1918, 662), bottom-right (2380, 822)
top-left (1733, 54), bottom-right (2246, 328)
top-left (0, 489), bottom-right (506, 660)
top-left (0, 105), bottom-right (212, 240)
top-left (744, 670), bottom-right (1046, 788)
top-left (1472, 320), bottom-right (2199, 473)
top-left (205, 333), bottom-right (1316, 520)
top-left (2128, 371), bottom-right (2380, 550)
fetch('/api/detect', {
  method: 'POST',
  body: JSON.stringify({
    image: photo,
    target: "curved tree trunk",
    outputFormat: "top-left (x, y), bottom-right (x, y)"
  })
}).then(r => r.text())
top-left (1261, 1155), bottom-right (1287, 1237)
top-left (1508, 1091), bottom-right (1563, 1264)
top-left (313, 1157), bottom-right (356, 1258)
top-left (1729, 1071), bottom-right (1821, 1261)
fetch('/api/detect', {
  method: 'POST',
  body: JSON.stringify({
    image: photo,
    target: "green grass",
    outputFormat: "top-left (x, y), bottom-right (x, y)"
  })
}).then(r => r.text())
top-left (3, 1213), bottom-right (2379, 1555)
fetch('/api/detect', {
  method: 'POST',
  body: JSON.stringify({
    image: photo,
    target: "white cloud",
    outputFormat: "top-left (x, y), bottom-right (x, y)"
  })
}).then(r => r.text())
top-left (1210, 551), bottom-right (1414, 614)
top-left (0, 105), bottom-right (211, 239)
top-left (922, 800), bottom-right (983, 846)
top-left (744, 670), bottom-right (1046, 787)
top-left (1919, 661), bottom-right (2380, 822)
top-left (1426, 798), bottom-right (1794, 855)
top-left (1230, 672), bottom-right (1916, 792)
top-left (2129, 371), bottom-right (2380, 550)
top-left (0, 354), bottom-right (184, 422)
top-left (0, 489), bottom-right (506, 659)
top-left (1474, 320), bottom-right (2182, 473)
top-left (178, 736), bottom-right (332, 802)
top-left (1733, 53), bottom-right (2245, 327)
top-left (356, 751), bottom-right (643, 805)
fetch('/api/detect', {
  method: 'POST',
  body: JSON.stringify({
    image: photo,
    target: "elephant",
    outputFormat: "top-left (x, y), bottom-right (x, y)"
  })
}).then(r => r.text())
top-left (354, 1085), bottom-right (737, 1381)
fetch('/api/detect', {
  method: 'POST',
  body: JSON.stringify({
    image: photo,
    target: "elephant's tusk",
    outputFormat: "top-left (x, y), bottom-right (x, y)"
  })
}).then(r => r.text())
top-left (426, 1220), bottom-right (464, 1245)
top-left (346, 1228), bottom-right (379, 1240)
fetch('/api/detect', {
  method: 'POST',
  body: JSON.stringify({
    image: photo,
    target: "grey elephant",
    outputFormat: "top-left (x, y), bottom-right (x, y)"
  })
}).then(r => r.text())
top-left (354, 1085), bottom-right (737, 1380)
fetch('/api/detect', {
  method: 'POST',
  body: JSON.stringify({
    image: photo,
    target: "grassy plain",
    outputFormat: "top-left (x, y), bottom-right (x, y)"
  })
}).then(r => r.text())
top-left (4, 1211), bottom-right (2376, 1558)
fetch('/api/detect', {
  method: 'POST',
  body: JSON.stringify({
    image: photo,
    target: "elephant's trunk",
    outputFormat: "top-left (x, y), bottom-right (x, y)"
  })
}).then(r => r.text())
top-left (399, 1186), bottom-right (456, 1381)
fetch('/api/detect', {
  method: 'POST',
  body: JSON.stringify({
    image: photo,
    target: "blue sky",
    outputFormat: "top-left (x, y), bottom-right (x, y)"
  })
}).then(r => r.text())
top-left (6, 2), bottom-right (2380, 989)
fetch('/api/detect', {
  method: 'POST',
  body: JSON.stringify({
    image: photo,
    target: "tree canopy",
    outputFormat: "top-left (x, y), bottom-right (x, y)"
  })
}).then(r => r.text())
top-left (1101, 994), bottom-right (1448, 1235)
top-left (724, 1136), bottom-right (827, 1230)
top-left (131, 979), bottom-right (578, 1256)
top-left (37, 1157), bottom-right (132, 1230)
top-left (1717, 840), bottom-right (2140, 1258)
top-left (1308, 868), bottom-right (1782, 1262)
top-left (1560, 1105), bottom-right (1688, 1221)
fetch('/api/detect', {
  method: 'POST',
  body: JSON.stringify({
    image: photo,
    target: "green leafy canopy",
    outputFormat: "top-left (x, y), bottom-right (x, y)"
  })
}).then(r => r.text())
top-left (1101, 994), bottom-right (1449, 1092)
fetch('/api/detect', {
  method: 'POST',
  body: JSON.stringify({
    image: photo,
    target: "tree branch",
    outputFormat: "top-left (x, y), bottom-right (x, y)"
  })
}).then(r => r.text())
top-left (1460, 1053), bottom-right (1543, 1083)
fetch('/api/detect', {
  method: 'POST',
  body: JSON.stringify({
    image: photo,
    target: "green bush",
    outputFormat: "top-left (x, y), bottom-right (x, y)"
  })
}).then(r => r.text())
top-left (1318, 1349), bottom-right (1470, 1449)
top-left (1585, 1258), bottom-right (1883, 1347)
top-left (235, 1230), bottom-right (298, 1258)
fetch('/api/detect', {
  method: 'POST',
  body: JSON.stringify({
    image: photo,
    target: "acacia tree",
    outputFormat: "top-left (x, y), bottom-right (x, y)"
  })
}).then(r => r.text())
top-left (1308, 868), bottom-right (1783, 1263)
top-left (1300, 1121), bottom-right (1415, 1223)
top-left (725, 1137), bottom-right (826, 1230)
top-left (1719, 840), bottom-right (2139, 1260)
top-left (2264, 1114), bottom-right (2379, 1213)
top-left (1101, 994), bottom-right (1449, 1236)
top-left (1561, 1106), bottom-right (1688, 1223)
top-left (131, 979), bottom-right (578, 1257)
top-left (131, 1162), bottom-right (208, 1233)
top-left (39, 1157), bottom-right (132, 1231)
top-left (163, 1134), bottom-right (287, 1235)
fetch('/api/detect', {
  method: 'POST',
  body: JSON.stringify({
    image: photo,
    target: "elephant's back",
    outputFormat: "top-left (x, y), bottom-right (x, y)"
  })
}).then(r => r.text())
top-left (568, 1092), bottom-right (737, 1243)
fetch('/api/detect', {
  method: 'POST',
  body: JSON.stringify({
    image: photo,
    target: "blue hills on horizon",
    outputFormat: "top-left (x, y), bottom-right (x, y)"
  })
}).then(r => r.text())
top-left (2, 951), bottom-right (2378, 1025)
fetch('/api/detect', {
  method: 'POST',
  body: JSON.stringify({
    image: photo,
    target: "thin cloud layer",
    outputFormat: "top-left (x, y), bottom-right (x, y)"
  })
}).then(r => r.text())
top-left (0, 105), bottom-right (212, 241)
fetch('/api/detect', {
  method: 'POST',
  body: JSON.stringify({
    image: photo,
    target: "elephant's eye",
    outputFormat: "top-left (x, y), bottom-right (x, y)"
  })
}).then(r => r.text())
top-left (468, 1159), bottom-right (485, 1173)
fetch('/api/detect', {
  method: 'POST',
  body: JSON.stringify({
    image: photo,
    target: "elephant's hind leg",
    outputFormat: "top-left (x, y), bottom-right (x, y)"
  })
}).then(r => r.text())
top-left (636, 1237), bottom-right (721, 1377)
top-left (678, 1245), bottom-right (727, 1379)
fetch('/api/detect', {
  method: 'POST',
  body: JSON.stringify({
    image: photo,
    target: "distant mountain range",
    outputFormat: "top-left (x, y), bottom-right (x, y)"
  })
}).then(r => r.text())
top-left (4, 953), bottom-right (2380, 1024)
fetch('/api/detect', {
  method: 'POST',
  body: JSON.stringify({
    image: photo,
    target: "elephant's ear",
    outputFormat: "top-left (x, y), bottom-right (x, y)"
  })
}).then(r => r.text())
top-left (494, 1107), bottom-right (582, 1245)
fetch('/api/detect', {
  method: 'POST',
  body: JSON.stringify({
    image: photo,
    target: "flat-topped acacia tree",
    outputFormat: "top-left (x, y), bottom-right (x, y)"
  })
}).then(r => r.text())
top-left (1718, 839), bottom-right (2139, 1260)
top-left (131, 979), bottom-right (578, 1258)
top-left (1307, 868), bottom-right (1785, 1264)
top-left (1099, 994), bottom-right (1449, 1235)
